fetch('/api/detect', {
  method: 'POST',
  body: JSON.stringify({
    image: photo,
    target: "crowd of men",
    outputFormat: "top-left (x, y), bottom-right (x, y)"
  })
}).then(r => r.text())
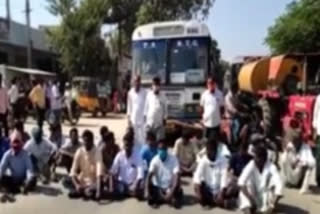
top-left (0, 73), bottom-right (318, 214)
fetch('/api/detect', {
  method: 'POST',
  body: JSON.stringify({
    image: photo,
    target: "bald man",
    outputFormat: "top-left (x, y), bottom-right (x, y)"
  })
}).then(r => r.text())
top-left (127, 75), bottom-right (147, 145)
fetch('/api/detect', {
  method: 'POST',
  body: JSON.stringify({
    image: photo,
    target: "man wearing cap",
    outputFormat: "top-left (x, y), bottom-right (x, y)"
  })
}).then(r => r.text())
top-left (0, 131), bottom-right (36, 202)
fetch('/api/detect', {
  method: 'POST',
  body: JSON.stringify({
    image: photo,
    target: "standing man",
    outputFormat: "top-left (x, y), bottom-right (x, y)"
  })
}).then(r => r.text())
top-left (144, 77), bottom-right (167, 141)
top-left (200, 76), bottom-right (222, 139)
top-left (49, 80), bottom-right (62, 127)
top-left (29, 79), bottom-right (46, 129)
top-left (8, 78), bottom-right (20, 121)
top-left (127, 75), bottom-right (147, 145)
top-left (0, 74), bottom-right (9, 137)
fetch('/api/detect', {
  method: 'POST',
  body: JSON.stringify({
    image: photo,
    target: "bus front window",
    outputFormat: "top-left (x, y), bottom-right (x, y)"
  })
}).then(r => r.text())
top-left (169, 38), bottom-right (208, 84)
top-left (132, 40), bottom-right (166, 84)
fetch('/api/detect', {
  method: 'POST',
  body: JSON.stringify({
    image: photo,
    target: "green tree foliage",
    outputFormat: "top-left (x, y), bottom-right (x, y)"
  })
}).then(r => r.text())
top-left (46, 0), bottom-right (112, 76)
top-left (266, 0), bottom-right (320, 54)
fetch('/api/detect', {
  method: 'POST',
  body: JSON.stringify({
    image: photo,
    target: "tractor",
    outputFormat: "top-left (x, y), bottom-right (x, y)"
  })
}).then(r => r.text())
top-left (237, 53), bottom-right (320, 147)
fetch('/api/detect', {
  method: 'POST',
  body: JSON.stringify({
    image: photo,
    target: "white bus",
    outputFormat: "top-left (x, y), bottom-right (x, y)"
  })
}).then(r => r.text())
top-left (132, 21), bottom-right (211, 120)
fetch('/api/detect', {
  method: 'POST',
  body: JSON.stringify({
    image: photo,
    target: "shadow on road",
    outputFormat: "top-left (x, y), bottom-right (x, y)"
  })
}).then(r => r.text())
top-left (32, 185), bottom-right (63, 197)
top-left (276, 203), bottom-right (309, 214)
top-left (183, 194), bottom-right (198, 207)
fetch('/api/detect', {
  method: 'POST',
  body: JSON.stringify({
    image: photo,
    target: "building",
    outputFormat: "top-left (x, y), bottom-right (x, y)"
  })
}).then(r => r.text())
top-left (0, 18), bottom-right (57, 72)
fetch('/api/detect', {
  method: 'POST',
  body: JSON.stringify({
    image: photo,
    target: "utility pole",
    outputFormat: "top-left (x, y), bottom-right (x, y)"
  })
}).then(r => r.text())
top-left (6, 0), bottom-right (11, 28)
top-left (25, 0), bottom-right (32, 68)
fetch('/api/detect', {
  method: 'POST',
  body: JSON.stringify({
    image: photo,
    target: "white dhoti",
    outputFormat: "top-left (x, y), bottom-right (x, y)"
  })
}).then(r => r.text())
top-left (239, 178), bottom-right (281, 213)
top-left (133, 123), bottom-right (145, 145)
top-left (280, 152), bottom-right (314, 193)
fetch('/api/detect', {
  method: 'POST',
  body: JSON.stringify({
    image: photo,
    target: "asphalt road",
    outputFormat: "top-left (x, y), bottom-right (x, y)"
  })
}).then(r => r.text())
top-left (0, 114), bottom-right (319, 214)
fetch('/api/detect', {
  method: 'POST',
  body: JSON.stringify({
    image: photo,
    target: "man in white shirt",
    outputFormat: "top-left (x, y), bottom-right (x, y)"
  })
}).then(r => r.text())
top-left (147, 140), bottom-right (183, 209)
top-left (111, 132), bottom-right (144, 200)
top-left (127, 75), bottom-right (147, 145)
top-left (238, 145), bottom-right (283, 214)
top-left (281, 129), bottom-right (315, 194)
top-left (8, 78), bottom-right (21, 120)
top-left (24, 126), bottom-right (57, 184)
top-left (0, 74), bottom-right (9, 137)
top-left (200, 76), bottom-right (222, 139)
top-left (193, 138), bottom-right (236, 209)
top-left (49, 80), bottom-right (62, 127)
top-left (144, 77), bottom-right (167, 141)
top-left (313, 94), bottom-right (320, 186)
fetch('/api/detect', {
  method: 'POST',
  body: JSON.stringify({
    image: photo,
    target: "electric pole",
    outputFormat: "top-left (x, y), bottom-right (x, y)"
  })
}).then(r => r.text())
top-left (26, 0), bottom-right (32, 68)
top-left (6, 0), bottom-right (11, 28)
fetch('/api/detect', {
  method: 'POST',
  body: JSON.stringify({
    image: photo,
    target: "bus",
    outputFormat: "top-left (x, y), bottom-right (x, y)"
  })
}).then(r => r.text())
top-left (132, 21), bottom-right (211, 120)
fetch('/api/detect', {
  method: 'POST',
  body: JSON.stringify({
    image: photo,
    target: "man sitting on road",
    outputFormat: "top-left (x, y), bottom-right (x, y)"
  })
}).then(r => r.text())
top-left (69, 130), bottom-right (98, 200)
top-left (173, 130), bottom-right (198, 175)
top-left (0, 131), bottom-right (36, 202)
top-left (24, 127), bottom-right (57, 184)
top-left (96, 130), bottom-right (120, 200)
top-left (141, 131), bottom-right (158, 176)
top-left (281, 129), bottom-right (315, 194)
top-left (14, 121), bottom-right (30, 145)
top-left (98, 126), bottom-right (110, 147)
top-left (193, 137), bottom-right (236, 209)
top-left (57, 128), bottom-right (81, 173)
top-left (238, 145), bottom-right (283, 214)
top-left (197, 132), bottom-right (231, 162)
top-left (147, 139), bottom-right (183, 209)
top-left (110, 132), bottom-right (144, 200)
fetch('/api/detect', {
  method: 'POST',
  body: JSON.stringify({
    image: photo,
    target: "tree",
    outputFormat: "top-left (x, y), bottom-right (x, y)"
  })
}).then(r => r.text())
top-left (46, 0), bottom-right (112, 76)
top-left (266, 0), bottom-right (320, 54)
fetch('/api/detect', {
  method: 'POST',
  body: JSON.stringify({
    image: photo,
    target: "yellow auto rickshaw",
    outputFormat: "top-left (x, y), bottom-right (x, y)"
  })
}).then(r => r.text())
top-left (72, 77), bottom-right (111, 117)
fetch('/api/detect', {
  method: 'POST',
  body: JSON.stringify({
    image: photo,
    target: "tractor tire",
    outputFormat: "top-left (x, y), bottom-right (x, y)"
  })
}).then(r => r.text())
top-left (258, 98), bottom-right (274, 136)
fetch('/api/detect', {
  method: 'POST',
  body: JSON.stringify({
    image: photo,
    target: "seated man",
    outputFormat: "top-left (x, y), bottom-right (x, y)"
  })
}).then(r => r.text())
top-left (193, 137), bottom-right (236, 209)
top-left (97, 126), bottom-right (110, 147)
top-left (96, 131), bottom-right (119, 200)
top-left (147, 139), bottom-right (183, 209)
top-left (14, 121), bottom-right (30, 144)
top-left (141, 131), bottom-right (158, 175)
top-left (173, 130), bottom-right (198, 175)
top-left (229, 141), bottom-right (252, 182)
top-left (238, 145), bottom-right (283, 214)
top-left (24, 127), bottom-right (57, 184)
top-left (69, 130), bottom-right (98, 200)
top-left (49, 124), bottom-right (66, 149)
top-left (0, 131), bottom-right (36, 202)
top-left (197, 132), bottom-right (231, 162)
top-left (281, 129), bottom-right (315, 194)
top-left (111, 132), bottom-right (144, 200)
top-left (57, 128), bottom-right (81, 173)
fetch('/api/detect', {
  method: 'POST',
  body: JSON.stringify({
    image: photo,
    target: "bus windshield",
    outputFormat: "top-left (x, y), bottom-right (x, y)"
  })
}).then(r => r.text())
top-left (132, 40), bottom-right (166, 83)
top-left (169, 38), bottom-right (208, 84)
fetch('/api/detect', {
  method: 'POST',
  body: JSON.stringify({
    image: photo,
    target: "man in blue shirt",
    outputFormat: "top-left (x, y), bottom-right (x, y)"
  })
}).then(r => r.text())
top-left (141, 131), bottom-right (158, 175)
top-left (0, 131), bottom-right (36, 202)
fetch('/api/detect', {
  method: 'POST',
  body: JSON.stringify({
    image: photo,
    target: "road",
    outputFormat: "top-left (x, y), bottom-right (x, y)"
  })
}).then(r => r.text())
top-left (0, 114), bottom-right (319, 214)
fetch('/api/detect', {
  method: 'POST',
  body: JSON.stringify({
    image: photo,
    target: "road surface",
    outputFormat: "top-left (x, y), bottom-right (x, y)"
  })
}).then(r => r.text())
top-left (0, 114), bottom-right (318, 214)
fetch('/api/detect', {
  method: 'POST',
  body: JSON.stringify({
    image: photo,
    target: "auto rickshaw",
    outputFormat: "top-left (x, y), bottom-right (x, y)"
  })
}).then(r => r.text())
top-left (72, 77), bottom-right (111, 117)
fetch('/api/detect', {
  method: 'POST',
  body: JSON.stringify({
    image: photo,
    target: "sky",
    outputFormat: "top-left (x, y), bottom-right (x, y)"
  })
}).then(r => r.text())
top-left (0, 0), bottom-right (293, 61)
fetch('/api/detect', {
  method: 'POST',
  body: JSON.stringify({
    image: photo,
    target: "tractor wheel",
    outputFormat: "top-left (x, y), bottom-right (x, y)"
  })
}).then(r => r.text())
top-left (258, 98), bottom-right (274, 135)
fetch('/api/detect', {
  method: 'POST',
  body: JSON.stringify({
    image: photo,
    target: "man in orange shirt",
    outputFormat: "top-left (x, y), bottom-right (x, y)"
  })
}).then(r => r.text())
top-left (29, 79), bottom-right (46, 129)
